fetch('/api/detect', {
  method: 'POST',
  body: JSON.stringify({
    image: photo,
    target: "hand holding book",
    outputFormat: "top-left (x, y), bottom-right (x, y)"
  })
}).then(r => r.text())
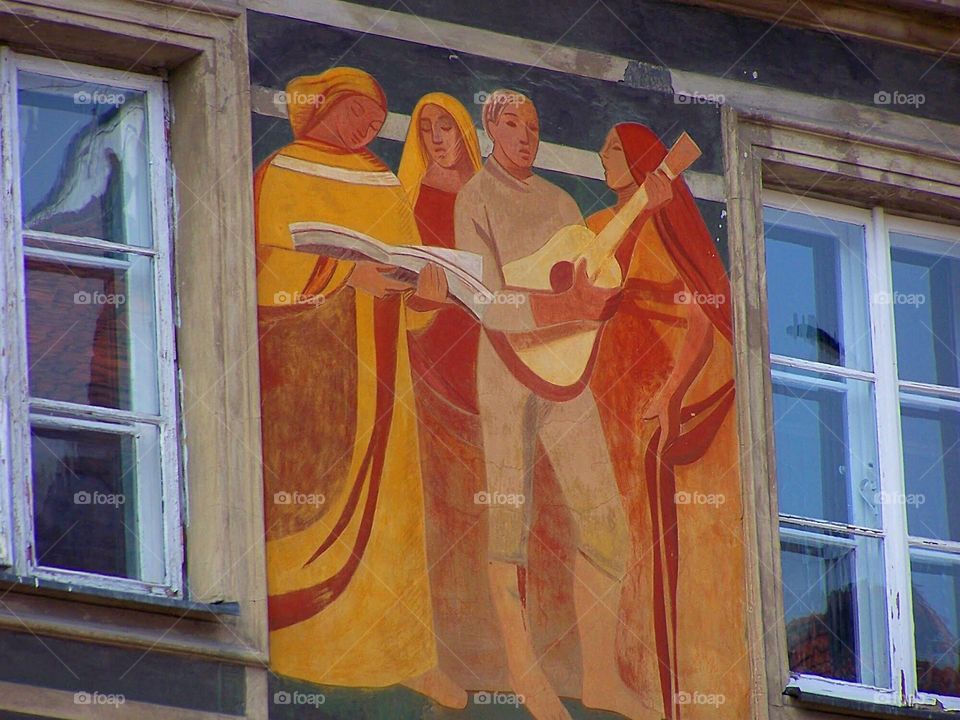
top-left (345, 262), bottom-right (410, 298)
top-left (289, 221), bottom-right (493, 318)
top-left (410, 263), bottom-right (450, 308)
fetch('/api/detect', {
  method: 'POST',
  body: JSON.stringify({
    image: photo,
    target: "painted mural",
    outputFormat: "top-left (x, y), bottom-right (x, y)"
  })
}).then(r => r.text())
top-left (254, 62), bottom-right (747, 720)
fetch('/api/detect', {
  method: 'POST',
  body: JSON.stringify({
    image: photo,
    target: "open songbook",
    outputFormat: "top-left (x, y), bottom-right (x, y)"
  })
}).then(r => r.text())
top-left (289, 221), bottom-right (494, 318)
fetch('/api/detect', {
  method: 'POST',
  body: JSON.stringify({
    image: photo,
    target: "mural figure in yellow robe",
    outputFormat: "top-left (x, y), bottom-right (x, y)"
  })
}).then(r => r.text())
top-left (254, 67), bottom-right (464, 708)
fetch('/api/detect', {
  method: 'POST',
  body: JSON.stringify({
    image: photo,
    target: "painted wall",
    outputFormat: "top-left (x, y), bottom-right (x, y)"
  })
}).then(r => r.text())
top-left (249, 3), bottom-right (751, 719)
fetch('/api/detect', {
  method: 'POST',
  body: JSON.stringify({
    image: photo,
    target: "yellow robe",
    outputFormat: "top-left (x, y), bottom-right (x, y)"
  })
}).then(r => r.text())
top-left (256, 139), bottom-right (436, 686)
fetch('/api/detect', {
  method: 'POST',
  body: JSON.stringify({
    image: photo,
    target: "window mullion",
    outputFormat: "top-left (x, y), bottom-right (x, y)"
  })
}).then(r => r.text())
top-left (868, 205), bottom-right (917, 703)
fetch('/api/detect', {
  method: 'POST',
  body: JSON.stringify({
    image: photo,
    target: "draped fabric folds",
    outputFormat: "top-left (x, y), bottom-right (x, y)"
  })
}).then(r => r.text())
top-left (587, 122), bottom-right (748, 720)
top-left (256, 69), bottom-right (437, 686)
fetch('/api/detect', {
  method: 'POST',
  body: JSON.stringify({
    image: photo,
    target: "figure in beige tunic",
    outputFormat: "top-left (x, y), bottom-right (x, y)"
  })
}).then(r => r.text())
top-left (454, 89), bottom-right (672, 720)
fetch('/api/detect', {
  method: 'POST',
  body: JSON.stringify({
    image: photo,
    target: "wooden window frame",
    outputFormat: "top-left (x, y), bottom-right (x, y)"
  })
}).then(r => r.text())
top-left (0, 4), bottom-right (268, 709)
top-left (763, 190), bottom-right (960, 710)
top-left (0, 49), bottom-right (183, 597)
top-left (724, 103), bottom-right (960, 720)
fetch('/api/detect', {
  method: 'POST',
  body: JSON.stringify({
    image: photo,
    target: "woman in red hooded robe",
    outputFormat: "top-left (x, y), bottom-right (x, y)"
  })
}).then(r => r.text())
top-left (588, 122), bottom-right (749, 720)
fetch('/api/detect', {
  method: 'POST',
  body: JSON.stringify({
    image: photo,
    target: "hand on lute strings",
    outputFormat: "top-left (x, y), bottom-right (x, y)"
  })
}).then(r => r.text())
top-left (531, 259), bottom-right (622, 327)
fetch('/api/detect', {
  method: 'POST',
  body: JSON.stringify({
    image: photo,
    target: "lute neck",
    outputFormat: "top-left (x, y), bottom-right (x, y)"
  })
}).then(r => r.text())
top-left (585, 132), bottom-right (700, 280)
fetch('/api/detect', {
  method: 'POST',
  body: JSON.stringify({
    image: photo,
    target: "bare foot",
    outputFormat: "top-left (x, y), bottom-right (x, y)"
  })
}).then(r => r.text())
top-left (583, 677), bottom-right (664, 719)
top-left (513, 667), bottom-right (572, 720)
top-left (404, 666), bottom-right (468, 709)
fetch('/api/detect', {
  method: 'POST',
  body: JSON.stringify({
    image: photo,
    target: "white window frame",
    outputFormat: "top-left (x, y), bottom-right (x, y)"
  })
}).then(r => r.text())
top-left (765, 189), bottom-right (960, 711)
top-left (0, 49), bottom-right (183, 598)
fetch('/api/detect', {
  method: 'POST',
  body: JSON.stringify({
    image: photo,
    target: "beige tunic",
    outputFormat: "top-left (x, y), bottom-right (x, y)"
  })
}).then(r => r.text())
top-left (454, 157), bottom-right (583, 332)
top-left (454, 158), bottom-right (628, 578)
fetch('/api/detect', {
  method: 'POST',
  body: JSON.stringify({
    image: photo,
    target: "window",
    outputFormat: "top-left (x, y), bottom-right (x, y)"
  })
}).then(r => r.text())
top-left (764, 191), bottom-right (960, 710)
top-left (0, 51), bottom-right (182, 597)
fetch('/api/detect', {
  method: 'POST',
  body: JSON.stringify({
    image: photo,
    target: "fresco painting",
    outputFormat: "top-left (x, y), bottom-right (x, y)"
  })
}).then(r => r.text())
top-left (255, 65), bottom-right (748, 719)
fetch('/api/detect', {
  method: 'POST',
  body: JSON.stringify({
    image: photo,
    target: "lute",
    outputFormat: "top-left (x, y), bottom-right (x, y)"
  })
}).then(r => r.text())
top-left (496, 132), bottom-right (702, 389)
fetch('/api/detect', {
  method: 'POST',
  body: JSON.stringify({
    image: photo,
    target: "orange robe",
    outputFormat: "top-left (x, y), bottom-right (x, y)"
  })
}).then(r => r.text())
top-left (587, 209), bottom-right (750, 719)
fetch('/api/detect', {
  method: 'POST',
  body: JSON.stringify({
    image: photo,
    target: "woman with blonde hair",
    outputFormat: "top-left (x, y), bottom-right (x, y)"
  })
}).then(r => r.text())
top-left (397, 94), bottom-right (500, 683)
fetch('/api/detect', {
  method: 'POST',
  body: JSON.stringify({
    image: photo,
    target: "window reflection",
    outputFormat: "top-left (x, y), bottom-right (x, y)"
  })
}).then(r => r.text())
top-left (17, 72), bottom-right (152, 246)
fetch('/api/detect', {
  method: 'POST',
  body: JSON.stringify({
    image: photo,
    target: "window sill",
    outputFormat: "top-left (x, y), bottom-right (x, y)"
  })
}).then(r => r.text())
top-left (0, 571), bottom-right (240, 620)
top-left (785, 686), bottom-right (960, 718)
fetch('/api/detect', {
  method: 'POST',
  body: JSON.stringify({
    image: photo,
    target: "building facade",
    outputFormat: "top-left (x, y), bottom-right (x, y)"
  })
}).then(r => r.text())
top-left (0, 1), bottom-right (958, 718)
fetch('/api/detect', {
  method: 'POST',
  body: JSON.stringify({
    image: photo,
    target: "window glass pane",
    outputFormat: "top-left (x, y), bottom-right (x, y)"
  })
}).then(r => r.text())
top-left (31, 425), bottom-right (142, 579)
top-left (781, 525), bottom-right (890, 687)
top-left (773, 364), bottom-right (880, 528)
top-left (890, 234), bottom-right (960, 388)
top-left (764, 207), bottom-right (872, 370)
top-left (17, 71), bottom-right (152, 247)
top-left (25, 252), bottom-right (159, 414)
top-left (901, 392), bottom-right (960, 543)
top-left (911, 550), bottom-right (960, 696)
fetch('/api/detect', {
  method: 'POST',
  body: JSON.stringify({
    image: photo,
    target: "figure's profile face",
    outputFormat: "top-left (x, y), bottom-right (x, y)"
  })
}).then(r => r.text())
top-left (419, 103), bottom-right (466, 170)
top-left (314, 94), bottom-right (386, 150)
top-left (599, 129), bottom-right (635, 191)
top-left (489, 100), bottom-right (539, 170)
